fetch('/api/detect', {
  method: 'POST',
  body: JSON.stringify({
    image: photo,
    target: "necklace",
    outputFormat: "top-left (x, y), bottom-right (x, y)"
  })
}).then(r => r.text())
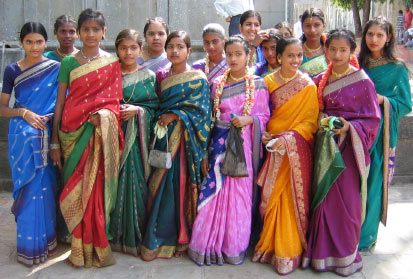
top-left (327, 88), bottom-right (342, 104)
top-left (122, 79), bottom-right (138, 103)
top-left (229, 72), bottom-right (246, 82)
top-left (56, 47), bottom-right (77, 58)
top-left (80, 49), bottom-right (100, 63)
top-left (168, 64), bottom-right (190, 77)
top-left (331, 66), bottom-right (351, 79)
top-left (304, 43), bottom-right (322, 53)
top-left (213, 69), bottom-right (255, 133)
top-left (121, 66), bottom-right (139, 75)
top-left (278, 70), bottom-right (298, 83)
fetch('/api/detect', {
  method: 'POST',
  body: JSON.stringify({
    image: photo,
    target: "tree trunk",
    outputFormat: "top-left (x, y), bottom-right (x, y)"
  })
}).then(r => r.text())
top-left (351, 0), bottom-right (362, 36)
top-left (362, 0), bottom-right (371, 28)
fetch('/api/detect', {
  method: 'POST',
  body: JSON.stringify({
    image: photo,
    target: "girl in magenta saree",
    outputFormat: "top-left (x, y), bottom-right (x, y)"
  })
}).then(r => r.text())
top-left (188, 35), bottom-right (270, 266)
top-left (302, 30), bottom-right (380, 277)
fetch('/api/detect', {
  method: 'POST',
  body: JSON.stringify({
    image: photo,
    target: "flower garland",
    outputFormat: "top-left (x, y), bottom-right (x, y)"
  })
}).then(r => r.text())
top-left (213, 68), bottom-right (255, 133)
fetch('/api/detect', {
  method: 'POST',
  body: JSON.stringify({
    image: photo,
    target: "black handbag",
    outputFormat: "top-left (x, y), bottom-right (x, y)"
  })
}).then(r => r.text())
top-left (221, 124), bottom-right (248, 177)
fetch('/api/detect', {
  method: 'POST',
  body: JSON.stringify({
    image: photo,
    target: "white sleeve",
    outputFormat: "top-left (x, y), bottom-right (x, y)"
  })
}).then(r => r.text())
top-left (214, 0), bottom-right (232, 18)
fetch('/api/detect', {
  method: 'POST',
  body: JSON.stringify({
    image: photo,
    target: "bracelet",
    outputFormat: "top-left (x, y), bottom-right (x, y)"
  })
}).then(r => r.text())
top-left (22, 109), bottom-right (28, 119)
top-left (50, 143), bottom-right (61, 150)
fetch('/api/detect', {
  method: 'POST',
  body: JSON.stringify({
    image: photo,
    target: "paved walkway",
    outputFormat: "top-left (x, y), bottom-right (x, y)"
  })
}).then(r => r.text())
top-left (0, 184), bottom-right (412, 279)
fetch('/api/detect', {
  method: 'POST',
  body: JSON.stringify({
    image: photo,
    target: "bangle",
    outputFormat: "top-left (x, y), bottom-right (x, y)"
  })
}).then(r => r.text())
top-left (50, 143), bottom-right (61, 150)
top-left (22, 109), bottom-right (28, 119)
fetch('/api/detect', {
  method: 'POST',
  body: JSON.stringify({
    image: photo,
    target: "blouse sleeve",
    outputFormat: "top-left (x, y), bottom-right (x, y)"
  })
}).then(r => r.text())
top-left (2, 64), bottom-right (18, 94)
top-left (58, 56), bottom-right (75, 84)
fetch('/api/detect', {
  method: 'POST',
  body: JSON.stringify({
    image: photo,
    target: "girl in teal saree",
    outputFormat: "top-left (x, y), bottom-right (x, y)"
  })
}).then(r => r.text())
top-left (358, 17), bottom-right (412, 250)
top-left (299, 9), bottom-right (328, 78)
top-left (141, 31), bottom-right (211, 260)
top-left (109, 29), bottom-right (159, 256)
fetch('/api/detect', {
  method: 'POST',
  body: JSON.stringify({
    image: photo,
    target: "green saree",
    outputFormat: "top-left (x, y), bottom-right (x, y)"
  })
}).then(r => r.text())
top-left (109, 68), bottom-right (159, 256)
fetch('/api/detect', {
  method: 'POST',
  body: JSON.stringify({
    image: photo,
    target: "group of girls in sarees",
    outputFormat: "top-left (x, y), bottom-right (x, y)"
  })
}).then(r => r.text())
top-left (1, 6), bottom-right (411, 278)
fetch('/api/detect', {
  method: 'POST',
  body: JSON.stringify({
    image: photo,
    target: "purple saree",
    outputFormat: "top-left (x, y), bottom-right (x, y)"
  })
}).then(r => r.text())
top-left (192, 57), bottom-right (228, 85)
top-left (302, 70), bottom-right (380, 276)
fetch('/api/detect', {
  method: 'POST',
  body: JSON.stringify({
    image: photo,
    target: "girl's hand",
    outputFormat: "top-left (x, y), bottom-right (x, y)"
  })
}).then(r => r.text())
top-left (158, 113), bottom-right (179, 127)
top-left (120, 104), bottom-right (138, 121)
top-left (318, 112), bottom-right (328, 130)
top-left (332, 117), bottom-right (350, 135)
top-left (201, 158), bottom-right (209, 177)
top-left (88, 114), bottom-right (100, 127)
top-left (252, 31), bottom-right (269, 48)
top-left (262, 131), bottom-right (272, 145)
top-left (50, 147), bottom-right (63, 170)
top-left (376, 93), bottom-right (384, 105)
top-left (231, 116), bottom-right (253, 128)
top-left (24, 110), bottom-right (47, 130)
top-left (270, 138), bottom-right (285, 151)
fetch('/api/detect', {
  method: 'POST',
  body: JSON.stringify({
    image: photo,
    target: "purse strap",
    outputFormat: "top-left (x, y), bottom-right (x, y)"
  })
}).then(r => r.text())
top-left (151, 126), bottom-right (169, 152)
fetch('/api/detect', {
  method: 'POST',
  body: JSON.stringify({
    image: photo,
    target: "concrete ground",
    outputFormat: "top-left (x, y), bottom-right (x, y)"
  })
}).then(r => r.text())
top-left (0, 184), bottom-right (412, 279)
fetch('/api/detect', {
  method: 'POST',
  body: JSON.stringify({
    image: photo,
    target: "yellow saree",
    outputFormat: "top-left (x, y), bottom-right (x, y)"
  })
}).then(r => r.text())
top-left (253, 72), bottom-right (318, 275)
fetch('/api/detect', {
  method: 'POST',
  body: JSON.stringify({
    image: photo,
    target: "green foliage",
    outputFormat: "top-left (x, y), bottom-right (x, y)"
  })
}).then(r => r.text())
top-left (331, 0), bottom-right (363, 10)
top-left (331, 0), bottom-right (392, 11)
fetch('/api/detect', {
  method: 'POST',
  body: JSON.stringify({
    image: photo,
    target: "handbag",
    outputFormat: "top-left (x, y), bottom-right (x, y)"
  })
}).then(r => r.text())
top-left (221, 124), bottom-right (249, 177)
top-left (148, 127), bottom-right (172, 169)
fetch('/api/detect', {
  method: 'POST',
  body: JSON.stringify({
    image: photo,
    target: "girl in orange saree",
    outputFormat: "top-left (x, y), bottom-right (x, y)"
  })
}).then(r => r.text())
top-left (252, 37), bottom-right (319, 275)
top-left (51, 9), bottom-right (123, 268)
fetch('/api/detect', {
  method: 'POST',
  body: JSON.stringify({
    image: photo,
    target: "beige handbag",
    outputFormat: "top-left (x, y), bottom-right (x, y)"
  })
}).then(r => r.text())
top-left (148, 127), bottom-right (172, 169)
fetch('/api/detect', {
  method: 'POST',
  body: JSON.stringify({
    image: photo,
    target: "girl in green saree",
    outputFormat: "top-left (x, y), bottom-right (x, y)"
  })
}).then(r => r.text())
top-left (300, 8), bottom-right (328, 78)
top-left (108, 29), bottom-right (159, 256)
top-left (141, 31), bottom-right (211, 261)
top-left (358, 17), bottom-right (412, 251)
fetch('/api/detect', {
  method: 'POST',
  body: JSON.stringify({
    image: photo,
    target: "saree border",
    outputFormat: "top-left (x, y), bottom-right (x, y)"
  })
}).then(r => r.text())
top-left (323, 70), bottom-right (369, 97)
top-left (69, 55), bottom-right (119, 84)
top-left (270, 72), bottom-right (312, 110)
top-left (207, 58), bottom-right (227, 82)
top-left (381, 97), bottom-right (391, 225)
top-left (300, 54), bottom-right (328, 77)
top-left (160, 70), bottom-right (207, 91)
top-left (252, 249), bottom-right (301, 275)
top-left (221, 78), bottom-right (267, 100)
top-left (14, 60), bottom-right (58, 87)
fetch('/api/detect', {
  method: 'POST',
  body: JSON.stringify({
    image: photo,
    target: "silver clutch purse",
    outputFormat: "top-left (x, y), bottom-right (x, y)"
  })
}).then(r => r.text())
top-left (148, 127), bottom-right (172, 169)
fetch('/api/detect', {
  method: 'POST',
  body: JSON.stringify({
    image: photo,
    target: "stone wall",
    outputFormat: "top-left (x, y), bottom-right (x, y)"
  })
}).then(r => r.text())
top-left (0, 0), bottom-right (287, 45)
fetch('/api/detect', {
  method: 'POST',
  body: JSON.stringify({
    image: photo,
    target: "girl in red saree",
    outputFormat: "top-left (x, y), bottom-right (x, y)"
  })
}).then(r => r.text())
top-left (51, 9), bottom-right (123, 268)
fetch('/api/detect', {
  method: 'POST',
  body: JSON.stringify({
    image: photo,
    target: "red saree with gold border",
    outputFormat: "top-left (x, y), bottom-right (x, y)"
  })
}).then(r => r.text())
top-left (59, 55), bottom-right (123, 267)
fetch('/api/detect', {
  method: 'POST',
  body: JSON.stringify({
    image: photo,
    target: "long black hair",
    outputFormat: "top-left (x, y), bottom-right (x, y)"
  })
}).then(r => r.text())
top-left (276, 37), bottom-right (302, 57)
top-left (359, 16), bottom-right (397, 69)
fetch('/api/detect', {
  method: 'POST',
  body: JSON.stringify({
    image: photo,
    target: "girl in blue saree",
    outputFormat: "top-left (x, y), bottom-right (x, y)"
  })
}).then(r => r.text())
top-left (141, 31), bottom-right (211, 261)
top-left (251, 28), bottom-right (282, 77)
top-left (192, 23), bottom-right (228, 85)
top-left (0, 22), bottom-right (59, 266)
top-left (358, 17), bottom-right (412, 251)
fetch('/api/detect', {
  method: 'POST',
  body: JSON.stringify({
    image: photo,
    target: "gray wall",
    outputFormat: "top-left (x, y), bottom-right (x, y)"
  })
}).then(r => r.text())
top-left (0, 0), bottom-right (287, 45)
